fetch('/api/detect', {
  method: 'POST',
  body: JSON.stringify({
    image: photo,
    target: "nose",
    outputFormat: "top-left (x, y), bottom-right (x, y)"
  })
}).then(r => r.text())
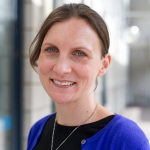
top-left (53, 57), bottom-right (72, 76)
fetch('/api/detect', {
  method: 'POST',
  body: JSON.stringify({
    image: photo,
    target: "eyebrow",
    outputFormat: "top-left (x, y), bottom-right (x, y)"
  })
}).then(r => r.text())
top-left (41, 43), bottom-right (55, 47)
top-left (41, 43), bottom-right (92, 54)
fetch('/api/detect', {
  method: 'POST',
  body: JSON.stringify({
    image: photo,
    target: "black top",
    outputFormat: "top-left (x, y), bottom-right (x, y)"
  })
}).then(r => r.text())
top-left (33, 114), bottom-right (115, 150)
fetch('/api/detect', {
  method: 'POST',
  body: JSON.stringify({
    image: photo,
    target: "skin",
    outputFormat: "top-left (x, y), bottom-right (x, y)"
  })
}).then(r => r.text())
top-left (38, 18), bottom-right (113, 126)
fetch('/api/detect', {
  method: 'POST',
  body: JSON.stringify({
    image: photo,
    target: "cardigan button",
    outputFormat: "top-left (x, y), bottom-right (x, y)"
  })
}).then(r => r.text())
top-left (81, 139), bottom-right (86, 145)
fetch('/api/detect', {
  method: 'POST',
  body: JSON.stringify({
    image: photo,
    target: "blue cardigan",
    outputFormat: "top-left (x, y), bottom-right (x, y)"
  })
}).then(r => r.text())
top-left (27, 114), bottom-right (150, 150)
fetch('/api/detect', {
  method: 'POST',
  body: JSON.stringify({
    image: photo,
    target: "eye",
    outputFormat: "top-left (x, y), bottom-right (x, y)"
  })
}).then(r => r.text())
top-left (74, 51), bottom-right (86, 57)
top-left (46, 47), bottom-right (58, 53)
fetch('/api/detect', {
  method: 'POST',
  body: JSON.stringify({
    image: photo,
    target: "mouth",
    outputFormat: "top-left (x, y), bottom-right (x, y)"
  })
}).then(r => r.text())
top-left (51, 79), bottom-right (76, 86)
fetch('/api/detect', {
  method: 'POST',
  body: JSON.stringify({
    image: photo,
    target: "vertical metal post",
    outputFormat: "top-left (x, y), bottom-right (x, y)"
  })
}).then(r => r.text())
top-left (12, 0), bottom-right (23, 149)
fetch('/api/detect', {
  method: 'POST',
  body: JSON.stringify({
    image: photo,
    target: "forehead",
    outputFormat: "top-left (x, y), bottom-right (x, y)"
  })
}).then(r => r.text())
top-left (45, 18), bottom-right (98, 38)
top-left (43, 18), bottom-right (102, 52)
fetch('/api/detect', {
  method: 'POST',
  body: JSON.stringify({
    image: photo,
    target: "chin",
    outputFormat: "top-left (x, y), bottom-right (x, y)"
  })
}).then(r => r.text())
top-left (49, 93), bottom-right (74, 104)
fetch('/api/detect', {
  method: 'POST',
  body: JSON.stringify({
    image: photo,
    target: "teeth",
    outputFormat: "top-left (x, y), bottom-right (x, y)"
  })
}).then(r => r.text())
top-left (53, 80), bottom-right (74, 85)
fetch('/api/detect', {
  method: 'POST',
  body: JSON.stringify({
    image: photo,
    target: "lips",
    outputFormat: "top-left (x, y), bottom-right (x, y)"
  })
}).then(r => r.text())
top-left (51, 79), bottom-right (76, 86)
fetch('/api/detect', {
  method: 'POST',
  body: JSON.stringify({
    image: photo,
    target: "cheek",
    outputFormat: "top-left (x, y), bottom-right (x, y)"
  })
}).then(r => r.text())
top-left (38, 56), bottom-right (51, 76)
top-left (76, 62), bottom-right (98, 82)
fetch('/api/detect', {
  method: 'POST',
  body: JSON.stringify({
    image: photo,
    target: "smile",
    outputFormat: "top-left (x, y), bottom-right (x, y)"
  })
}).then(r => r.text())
top-left (52, 79), bottom-right (76, 86)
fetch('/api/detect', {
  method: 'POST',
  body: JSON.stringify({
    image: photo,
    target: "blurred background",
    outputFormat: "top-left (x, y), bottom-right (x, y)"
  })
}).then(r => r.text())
top-left (0, 0), bottom-right (150, 149)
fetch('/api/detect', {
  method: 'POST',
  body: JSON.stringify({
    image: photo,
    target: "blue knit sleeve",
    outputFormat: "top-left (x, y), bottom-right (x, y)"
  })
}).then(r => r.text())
top-left (81, 114), bottom-right (150, 150)
top-left (110, 115), bottom-right (150, 150)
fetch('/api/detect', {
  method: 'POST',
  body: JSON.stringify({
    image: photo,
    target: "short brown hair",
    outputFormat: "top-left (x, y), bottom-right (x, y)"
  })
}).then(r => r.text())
top-left (29, 3), bottom-right (110, 70)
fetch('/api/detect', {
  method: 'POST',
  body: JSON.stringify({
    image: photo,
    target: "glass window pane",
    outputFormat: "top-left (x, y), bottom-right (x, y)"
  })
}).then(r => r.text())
top-left (0, 0), bottom-right (14, 149)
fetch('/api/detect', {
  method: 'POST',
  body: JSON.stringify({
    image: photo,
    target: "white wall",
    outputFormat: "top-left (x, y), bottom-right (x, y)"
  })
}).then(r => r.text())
top-left (23, 0), bottom-right (53, 149)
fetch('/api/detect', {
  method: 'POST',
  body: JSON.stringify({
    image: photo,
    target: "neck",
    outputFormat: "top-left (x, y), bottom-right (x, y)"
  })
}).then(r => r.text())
top-left (55, 95), bottom-right (98, 126)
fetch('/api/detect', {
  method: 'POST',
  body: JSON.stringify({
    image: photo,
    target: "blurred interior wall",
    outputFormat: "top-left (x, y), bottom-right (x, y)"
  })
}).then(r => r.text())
top-left (0, 1), bottom-right (14, 149)
top-left (128, 0), bottom-right (150, 106)
top-left (0, 0), bottom-right (24, 149)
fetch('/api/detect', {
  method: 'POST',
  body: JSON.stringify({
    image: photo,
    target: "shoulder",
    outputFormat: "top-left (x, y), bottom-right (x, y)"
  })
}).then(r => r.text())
top-left (27, 113), bottom-right (55, 150)
top-left (108, 114), bottom-right (150, 149)
top-left (112, 114), bottom-right (146, 135)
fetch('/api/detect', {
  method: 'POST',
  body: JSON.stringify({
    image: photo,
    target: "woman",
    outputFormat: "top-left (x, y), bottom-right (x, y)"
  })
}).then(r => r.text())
top-left (27, 3), bottom-right (149, 150)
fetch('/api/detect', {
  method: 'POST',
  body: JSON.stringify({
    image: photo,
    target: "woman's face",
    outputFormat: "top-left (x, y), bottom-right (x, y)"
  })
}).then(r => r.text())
top-left (38, 18), bottom-right (110, 104)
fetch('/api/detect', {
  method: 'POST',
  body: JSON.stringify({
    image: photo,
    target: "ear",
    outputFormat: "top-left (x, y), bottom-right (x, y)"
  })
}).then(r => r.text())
top-left (97, 53), bottom-right (112, 76)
